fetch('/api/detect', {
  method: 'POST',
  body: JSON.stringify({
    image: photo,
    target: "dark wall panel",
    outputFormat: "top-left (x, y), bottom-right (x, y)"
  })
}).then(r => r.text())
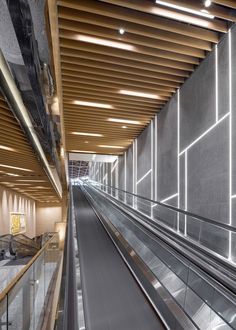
top-left (137, 125), bottom-right (151, 181)
top-left (157, 94), bottom-right (177, 201)
top-left (218, 35), bottom-right (229, 119)
top-left (126, 146), bottom-right (133, 194)
top-left (187, 118), bottom-right (229, 224)
top-left (180, 50), bottom-right (216, 151)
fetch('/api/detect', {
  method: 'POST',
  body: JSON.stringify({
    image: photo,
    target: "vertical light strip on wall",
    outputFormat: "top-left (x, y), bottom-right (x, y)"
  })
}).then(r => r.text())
top-left (124, 151), bottom-right (127, 203)
top-left (116, 158), bottom-right (119, 198)
top-left (229, 29), bottom-right (232, 261)
top-left (151, 120), bottom-right (154, 218)
top-left (132, 142), bottom-right (135, 207)
top-left (215, 45), bottom-right (219, 122)
top-left (184, 151), bottom-right (188, 236)
top-left (155, 115), bottom-right (158, 201)
top-left (177, 90), bottom-right (180, 232)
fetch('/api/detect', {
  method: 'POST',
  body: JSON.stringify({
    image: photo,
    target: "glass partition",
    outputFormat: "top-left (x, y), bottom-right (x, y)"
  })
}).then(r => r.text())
top-left (0, 234), bottom-right (60, 330)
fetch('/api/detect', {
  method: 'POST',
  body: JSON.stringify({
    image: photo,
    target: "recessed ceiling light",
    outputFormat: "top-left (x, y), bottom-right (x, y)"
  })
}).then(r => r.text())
top-left (0, 164), bottom-right (33, 172)
top-left (204, 0), bottom-right (212, 7)
top-left (84, 141), bottom-right (89, 144)
top-left (71, 132), bottom-right (103, 137)
top-left (122, 126), bottom-right (128, 129)
top-left (17, 180), bottom-right (46, 182)
top-left (155, 1), bottom-right (214, 19)
top-left (77, 35), bottom-right (135, 51)
top-left (0, 145), bottom-right (16, 152)
top-left (98, 145), bottom-right (125, 149)
top-left (108, 118), bottom-right (141, 125)
top-left (119, 90), bottom-right (159, 99)
top-left (73, 100), bottom-right (113, 109)
top-left (119, 28), bottom-right (125, 35)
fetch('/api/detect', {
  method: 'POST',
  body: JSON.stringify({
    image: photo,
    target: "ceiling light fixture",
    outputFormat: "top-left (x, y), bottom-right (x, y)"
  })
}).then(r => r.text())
top-left (98, 145), bottom-right (125, 149)
top-left (0, 145), bottom-right (16, 152)
top-left (73, 100), bottom-right (113, 109)
top-left (77, 35), bottom-right (135, 51)
top-left (119, 90), bottom-right (159, 99)
top-left (155, 0), bottom-right (214, 19)
top-left (108, 118), bottom-right (141, 125)
top-left (204, 0), bottom-right (212, 7)
top-left (152, 4), bottom-right (211, 27)
top-left (69, 150), bottom-right (97, 154)
top-left (122, 126), bottom-right (128, 129)
top-left (119, 28), bottom-right (125, 35)
top-left (0, 164), bottom-right (33, 172)
top-left (71, 132), bottom-right (103, 137)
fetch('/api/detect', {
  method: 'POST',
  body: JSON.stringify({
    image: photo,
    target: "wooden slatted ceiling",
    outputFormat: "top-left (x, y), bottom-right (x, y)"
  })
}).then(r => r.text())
top-left (57, 0), bottom-right (235, 155)
top-left (0, 94), bottom-right (60, 203)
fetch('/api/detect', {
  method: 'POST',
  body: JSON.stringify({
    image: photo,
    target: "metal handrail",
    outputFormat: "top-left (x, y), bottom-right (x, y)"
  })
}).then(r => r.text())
top-left (0, 233), bottom-right (58, 302)
top-left (88, 180), bottom-right (236, 234)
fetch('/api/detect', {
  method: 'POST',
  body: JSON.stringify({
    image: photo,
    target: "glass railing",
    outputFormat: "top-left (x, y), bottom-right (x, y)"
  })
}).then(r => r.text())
top-left (0, 233), bottom-right (61, 330)
top-left (83, 183), bottom-right (236, 330)
top-left (87, 180), bottom-right (236, 265)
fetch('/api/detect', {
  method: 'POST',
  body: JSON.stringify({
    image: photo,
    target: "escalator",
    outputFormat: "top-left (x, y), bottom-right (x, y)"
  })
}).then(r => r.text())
top-left (72, 182), bottom-right (236, 330)
top-left (73, 187), bottom-right (165, 330)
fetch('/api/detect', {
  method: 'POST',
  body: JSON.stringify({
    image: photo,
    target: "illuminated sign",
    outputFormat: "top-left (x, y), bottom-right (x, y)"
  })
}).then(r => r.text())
top-left (10, 212), bottom-right (26, 235)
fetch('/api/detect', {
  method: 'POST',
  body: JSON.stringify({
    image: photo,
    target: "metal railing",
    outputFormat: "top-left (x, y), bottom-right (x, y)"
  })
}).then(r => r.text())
top-left (87, 180), bottom-right (236, 265)
top-left (83, 182), bottom-right (236, 330)
top-left (0, 233), bottom-right (61, 329)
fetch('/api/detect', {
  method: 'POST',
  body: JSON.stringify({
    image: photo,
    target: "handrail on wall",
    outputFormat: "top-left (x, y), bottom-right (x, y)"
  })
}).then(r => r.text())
top-left (0, 233), bottom-right (58, 302)
top-left (87, 180), bottom-right (236, 234)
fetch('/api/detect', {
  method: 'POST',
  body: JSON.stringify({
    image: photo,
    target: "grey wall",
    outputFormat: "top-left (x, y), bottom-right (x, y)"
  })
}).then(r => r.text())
top-left (91, 25), bottom-right (236, 261)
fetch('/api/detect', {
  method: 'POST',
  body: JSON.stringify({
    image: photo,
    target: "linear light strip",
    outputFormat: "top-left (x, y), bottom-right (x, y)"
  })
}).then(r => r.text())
top-left (136, 169), bottom-right (152, 185)
top-left (161, 193), bottom-right (178, 204)
top-left (179, 112), bottom-right (230, 156)
top-left (184, 151), bottom-right (188, 236)
top-left (155, 0), bottom-right (215, 19)
top-left (151, 120), bottom-right (154, 218)
top-left (77, 34), bottom-right (136, 51)
top-left (155, 115), bottom-right (158, 201)
top-left (135, 140), bottom-right (137, 194)
top-left (116, 158), bottom-right (119, 198)
top-left (215, 45), bottom-right (219, 122)
top-left (124, 151), bottom-right (127, 203)
top-left (229, 29), bottom-right (232, 260)
top-left (177, 90), bottom-right (180, 232)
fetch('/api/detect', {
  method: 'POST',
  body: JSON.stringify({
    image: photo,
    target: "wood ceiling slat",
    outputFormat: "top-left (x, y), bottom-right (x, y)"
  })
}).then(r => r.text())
top-left (161, 0), bottom-right (236, 22)
top-left (60, 48), bottom-right (190, 77)
top-left (60, 32), bottom-right (199, 65)
top-left (59, 20), bottom-right (205, 58)
top-left (61, 56), bottom-right (185, 84)
top-left (62, 84), bottom-right (169, 102)
top-left (60, 38), bottom-right (195, 71)
top-left (62, 76), bottom-right (173, 97)
top-left (213, 0), bottom-right (236, 9)
top-left (63, 94), bottom-right (164, 109)
top-left (64, 100), bottom-right (160, 112)
top-left (58, 7), bottom-right (212, 50)
top-left (61, 63), bottom-right (180, 89)
top-left (99, 0), bottom-right (228, 33)
top-left (64, 112), bottom-right (153, 122)
top-left (58, 0), bottom-right (219, 42)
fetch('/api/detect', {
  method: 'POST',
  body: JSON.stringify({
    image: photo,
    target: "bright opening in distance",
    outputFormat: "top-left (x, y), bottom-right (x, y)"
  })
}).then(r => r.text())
top-left (155, 0), bottom-right (214, 19)
top-left (71, 132), bottom-right (103, 137)
top-left (73, 100), bottom-right (113, 109)
top-left (119, 90), bottom-right (159, 99)
top-left (77, 35), bottom-right (135, 51)
top-left (108, 118), bottom-right (141, 125)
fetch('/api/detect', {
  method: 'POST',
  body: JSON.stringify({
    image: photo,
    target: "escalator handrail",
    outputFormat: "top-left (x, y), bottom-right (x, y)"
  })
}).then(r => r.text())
top-left (88, 180), bottom-right (236, 234)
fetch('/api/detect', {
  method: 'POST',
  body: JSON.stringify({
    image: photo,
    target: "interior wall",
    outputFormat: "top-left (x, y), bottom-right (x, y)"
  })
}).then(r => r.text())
top-left (0, 185), bottom-right (36, 237)
top-left (36, 202), bottom-right (62, 235)
top-left (93, 25), bottom-right (236, 260)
